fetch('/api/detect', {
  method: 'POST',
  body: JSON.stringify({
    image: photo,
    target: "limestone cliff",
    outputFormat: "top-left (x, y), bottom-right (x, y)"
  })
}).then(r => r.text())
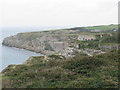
top-left (2, 29), bottom-right (96, 55)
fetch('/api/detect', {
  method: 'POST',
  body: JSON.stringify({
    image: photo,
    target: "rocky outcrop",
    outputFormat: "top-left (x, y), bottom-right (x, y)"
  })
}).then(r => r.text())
top-left (2, 29), bottom-right (96, 56)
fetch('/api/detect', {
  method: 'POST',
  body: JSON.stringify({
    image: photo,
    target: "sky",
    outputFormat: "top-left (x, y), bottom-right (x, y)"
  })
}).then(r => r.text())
top-left (0, 0), bottom-right (119, 27)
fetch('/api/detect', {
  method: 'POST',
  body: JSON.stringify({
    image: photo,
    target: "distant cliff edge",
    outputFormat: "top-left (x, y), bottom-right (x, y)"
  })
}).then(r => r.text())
top-left (2, 25), bottom-right (118, 57)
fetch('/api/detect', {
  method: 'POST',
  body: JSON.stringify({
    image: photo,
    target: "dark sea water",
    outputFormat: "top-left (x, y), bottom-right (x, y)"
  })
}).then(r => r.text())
top-left (0, 26), bottom-right (73, 71)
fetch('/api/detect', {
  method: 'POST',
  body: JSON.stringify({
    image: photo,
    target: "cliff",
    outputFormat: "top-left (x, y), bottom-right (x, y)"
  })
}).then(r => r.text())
top-left (2, 24), bottom-right (118, 57)
top-left (2, 28), bottom-right (96, 56)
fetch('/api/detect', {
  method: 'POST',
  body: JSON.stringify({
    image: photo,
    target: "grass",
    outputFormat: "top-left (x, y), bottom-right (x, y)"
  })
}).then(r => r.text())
top-left (17, 24), bottom-right (118, 35)
top-left (47, 24), bottom-right (118, 31)
top-left (83, 24), bottom-right (118, 31)
top-left (2, 50), bottom-right (119, 88)
top-left (0, 76), bottom-right (9, 80)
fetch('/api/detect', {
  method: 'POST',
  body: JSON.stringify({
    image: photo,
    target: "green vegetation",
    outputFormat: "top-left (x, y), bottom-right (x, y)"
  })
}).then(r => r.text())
top-left (48, 24), bottom-right (118, 31)
top-left (2, 24), bottom-right (119, 88)
top-left (84, 24), bottom-right (118, 31)
top-left (77, 40), bottom-right (100, 49)
top-left (100, 32), bottom-right (118, 43)
top-left (75, 32), bottom-right (119, 50)
top-left (24, 24), bottom-right (118, 33)
top-left (2, 50), bottom-right (119, 88)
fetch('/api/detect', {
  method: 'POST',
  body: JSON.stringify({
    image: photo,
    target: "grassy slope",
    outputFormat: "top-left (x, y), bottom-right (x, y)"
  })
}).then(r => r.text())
top-left (83, 24), bottom-right (118, 30)
top-left (22, 24), bottom-right (118, 34)
top-left (2, 50), bottom-right (119, 88)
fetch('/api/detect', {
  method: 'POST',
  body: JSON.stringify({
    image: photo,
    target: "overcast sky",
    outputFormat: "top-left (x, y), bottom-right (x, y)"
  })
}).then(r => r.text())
top-left (0, 0), bottom-right (119, 27)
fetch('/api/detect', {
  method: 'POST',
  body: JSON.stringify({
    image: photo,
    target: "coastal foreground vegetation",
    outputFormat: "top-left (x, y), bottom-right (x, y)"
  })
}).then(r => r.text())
top-left (2, 49), bottom-right (119, 88)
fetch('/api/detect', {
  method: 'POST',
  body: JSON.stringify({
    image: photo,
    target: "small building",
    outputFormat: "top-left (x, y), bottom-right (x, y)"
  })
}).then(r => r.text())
top-left (78, 35), bottom-right (96, 41)
top-left (91, 30), bottom-right (102, 32)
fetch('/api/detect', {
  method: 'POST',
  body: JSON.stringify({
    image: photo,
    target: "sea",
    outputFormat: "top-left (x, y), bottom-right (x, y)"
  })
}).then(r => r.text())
top-left (0, 26), bottom-right (73, 71)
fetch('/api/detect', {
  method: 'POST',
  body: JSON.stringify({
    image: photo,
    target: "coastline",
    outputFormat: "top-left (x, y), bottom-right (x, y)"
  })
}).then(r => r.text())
top-left (1, 44), bottom-right (43, 72)
top-left (2, 44), bottom-right (44, 55)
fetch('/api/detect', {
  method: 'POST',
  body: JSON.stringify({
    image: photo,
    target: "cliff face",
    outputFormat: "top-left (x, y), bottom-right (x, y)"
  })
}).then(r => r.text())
top-left (2, 31), bottom-right (68, 54)
top-left (2, 29), bottom-right (96, 55)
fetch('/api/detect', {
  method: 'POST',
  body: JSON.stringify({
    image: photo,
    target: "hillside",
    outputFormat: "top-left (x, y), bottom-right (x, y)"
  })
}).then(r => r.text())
top-left (68, 24), bottom-right (117, 31)
top-left (2, 24), bottom-right (119, 57)
top-left (84, 24), bottom-right (118, 31)
top-left (2, 50), bottom-right (119, 88)
top-left (1, 24), bottom-right (119, 88)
